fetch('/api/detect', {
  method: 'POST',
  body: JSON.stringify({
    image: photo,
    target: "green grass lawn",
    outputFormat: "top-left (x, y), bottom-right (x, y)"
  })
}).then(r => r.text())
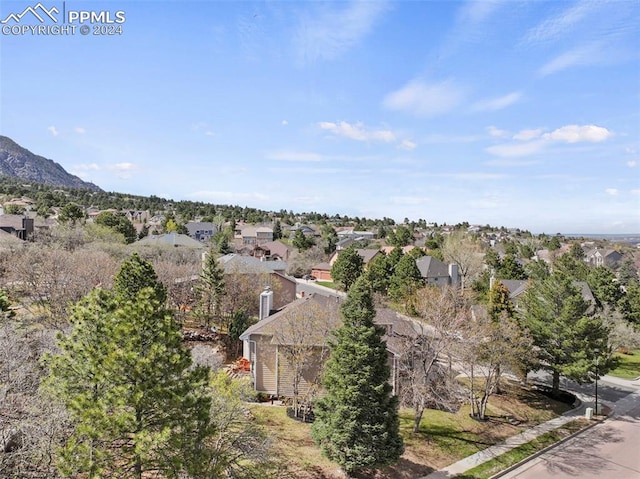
top-left (315, 281), bottom-right (338, 289)
top-left (456, 419), bottom-right (589, 479)
top-left (608, 350), bottom-right (640, 379)
top-left (249, 380), bottom-right (574, 479)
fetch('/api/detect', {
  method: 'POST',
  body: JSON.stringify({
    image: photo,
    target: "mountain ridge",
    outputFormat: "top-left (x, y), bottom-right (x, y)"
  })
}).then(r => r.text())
top-left (0, 135), bottom-right (101, 191)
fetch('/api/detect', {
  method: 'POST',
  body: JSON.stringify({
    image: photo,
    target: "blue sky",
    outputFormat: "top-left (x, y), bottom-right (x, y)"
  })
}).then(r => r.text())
top-left (1, 0), bottom-right (639, 233)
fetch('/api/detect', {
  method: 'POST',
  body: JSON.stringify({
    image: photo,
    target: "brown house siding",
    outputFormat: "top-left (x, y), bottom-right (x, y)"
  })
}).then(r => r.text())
top-left (254, 336), bottom-right (277, 394)
top-left (271, 273), bottom-right (296, 309)
top-left (276, 347), bottom-right (330, 398)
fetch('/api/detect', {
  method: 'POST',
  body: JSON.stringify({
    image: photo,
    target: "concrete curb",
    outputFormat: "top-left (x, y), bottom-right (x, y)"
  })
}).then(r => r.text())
top-left (488, 417), bottom-right (602, 479)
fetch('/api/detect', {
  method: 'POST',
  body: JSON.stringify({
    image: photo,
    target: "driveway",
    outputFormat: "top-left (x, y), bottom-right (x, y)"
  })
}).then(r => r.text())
top-left (294, 278), bottom-right (345, 299)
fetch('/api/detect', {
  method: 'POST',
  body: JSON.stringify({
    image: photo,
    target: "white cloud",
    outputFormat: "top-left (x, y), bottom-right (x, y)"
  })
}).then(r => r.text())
top-left (473, 91), bottom-right (522, 112)
top-left (398, 139), bottom-right (417, 150)
top-left (295, 0), bottom-right (389, 64)
top-left (74, 127), bottom-right (86, 134)
top-left (434, 172), bottom-right (508, 181)
top-left (318, 121), bottom-right (396, 143)
top-left (513, 128), bottom-right (543, 141)
top-left (627, 160), bottom-right (637, 168)
top-left (390, 196), bottom-right (432, 205)
top-left (486, 141), bottom-right (546, 158)
top-left (469, 196), bottom-right (501, 209)
top-left (70, 163), bottom-right (100, 180)
top-left (487, 124), bottom-right (613, 158)
top-left (538, 43), bottom-right (603, 76)
top-left (605, 188), bottom-right (619, 196)
top-left (265, 150), bottom-right (324, 162)
top-left (484, 159), bottom-right (539, 167)
top-left (542, 124), bottom-right (612, 143)
top-left (189, 191), bottom-right (269, 202)
top-left (192, 122), bottom-right (215, 137)
top-left (524, 1), bottom-right (596, 44)
top-left (47, 126), bottom-right (59, 137)
top-left (382, 80), bottom-right (465, 117)
top-left (107, 162), bottom-right (139, 179)
top-left (631, 189), bottom-right (640, 196)
top-left (458, 0), bottom-right (501, 25)
top-left (73, 163), bottom-right (100, 171)
top-left (486, 126), bottom-right (509, 138)
top-left (281, 120), bottom-right (288, 126)
top-left (423, 133), bottom-right (484, 144)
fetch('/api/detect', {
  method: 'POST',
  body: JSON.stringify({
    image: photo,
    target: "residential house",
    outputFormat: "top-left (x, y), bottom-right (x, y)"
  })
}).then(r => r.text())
top-left (311, 262), bottom-right (332, 281)
top-left (147, 214), bottom-right (165, 228)
top-left (496, 277), bottom-right (596, 310)
top-left (219, 253), bottom-right (295, 310)
top-left (380, 245), bottom-right (417, 255)
top-left (251, 240), bottom-right (293, 262)
top-left (240, 292), bottom-right (419, 397)
top-left (336, 227), bottom-right (376, 241)
top-left (415, 256), bottom-right (460, 287)
top-left (314, 248), bottom-right (383, 282)
top-left (584, 248), bottom-right (623, 268)
top-left (0, 214), bottom-right (34, 240)
top-left (289, 224), bottom-right (317, 238)
top-left (134, 232), bottom-right (206, 249)
top-left (185, 221), bottom-right (217, 243)
top-left (3, 197), bottom-right (35, 212)
top-left (335, 237), bottom-right (356, 251)
top-left (328, 248), bottom-right (382, 268)
top-left (240, 226), bottom-right (274, 245)
top-left (124, 210), bottom-right (150, 224)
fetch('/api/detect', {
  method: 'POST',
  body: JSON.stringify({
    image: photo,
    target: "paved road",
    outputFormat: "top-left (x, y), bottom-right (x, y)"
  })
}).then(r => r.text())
top-left (294, 278), bottom-right (345, 299)
top-left (500, 391), bottom-right (640, 479)
top-left (529, 370), bottom-right (636, 405)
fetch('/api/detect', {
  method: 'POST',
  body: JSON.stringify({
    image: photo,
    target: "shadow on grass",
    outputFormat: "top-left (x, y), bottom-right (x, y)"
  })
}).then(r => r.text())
top-left (421, 423), bottom-right (495, 450)
top-left (351, 457), bottom-right (435, 479)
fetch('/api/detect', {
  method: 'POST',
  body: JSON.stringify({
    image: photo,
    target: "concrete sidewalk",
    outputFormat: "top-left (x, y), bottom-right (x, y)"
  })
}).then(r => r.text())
top-left (418, 377), bottom-right (638, 479)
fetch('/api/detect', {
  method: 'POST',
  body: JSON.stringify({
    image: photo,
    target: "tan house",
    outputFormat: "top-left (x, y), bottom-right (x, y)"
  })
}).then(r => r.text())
top-left (313, 248), bottom-right (383, 282)
top-left (310, 262), bottom-right (332, 281)
top-left (219, 253), bottom-right (295, 310)
top-left (240, 293), bottom-right (419, 398)
top-left (239, 226), bottom-right (274, 245)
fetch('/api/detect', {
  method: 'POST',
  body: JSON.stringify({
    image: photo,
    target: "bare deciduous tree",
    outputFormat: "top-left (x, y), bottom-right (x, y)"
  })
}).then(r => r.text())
top-left (461, 310), bottom-right (532, 420)
top-left (198, 372), bottom-right (282, 479)
top-left (441, 231), bottom-right (484, 291)
top-left (273, 298), bottom-right (340, 419)
top-left (7, 246), bottom-right (117, 328)
top-left (0, 321), bottom-right (71, 479)
top-left (398, 286), bottom-right (469, 432)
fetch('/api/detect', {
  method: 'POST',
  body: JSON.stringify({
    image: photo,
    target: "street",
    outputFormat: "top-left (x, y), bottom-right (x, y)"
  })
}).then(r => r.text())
top-left (500, 391), bottom-right (640, 479)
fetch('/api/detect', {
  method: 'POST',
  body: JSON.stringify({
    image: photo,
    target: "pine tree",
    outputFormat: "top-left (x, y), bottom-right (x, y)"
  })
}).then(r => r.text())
top-left (46, 256), bottom-right (211, 478)
top-left (292, 229), bottom-right (313, 251)
top-left (365, 252), bottom-right (391, 294)
top-left (487, 280), bottom-right (515, 321)
top-left (113, 252), bottom-right (166, 303)
top-left (587, 266), bottom-right (622, 308)
top-left (388, 254), bottom-right (422, 304)
top-left (519, 272), bottom-right (611, 394)
top-left (197, 250), bottom-right (226, 327)
top-left (331, 246), bottom-right (364, 291)
top-left (498, 253), bottom-right (527, 280)
top-left (311, 278), bottom-right (404, 476)
top-left (272, 220), bottom-right (282, 240)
